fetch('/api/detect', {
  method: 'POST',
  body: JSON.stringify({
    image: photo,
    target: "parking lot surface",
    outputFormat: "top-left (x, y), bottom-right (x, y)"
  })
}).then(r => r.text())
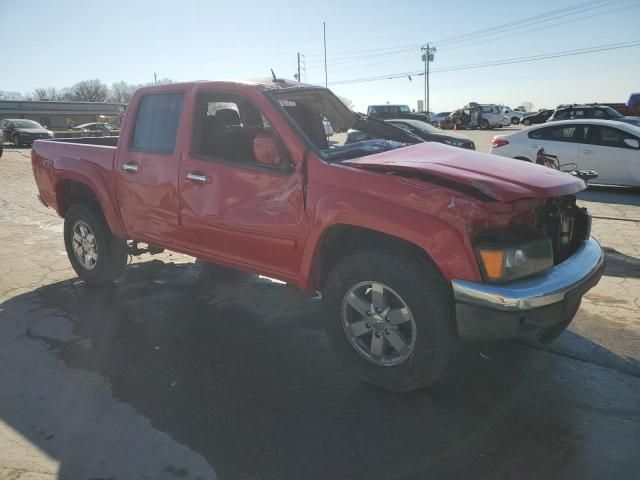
top-left (0, 141), bottom-right (639, 479)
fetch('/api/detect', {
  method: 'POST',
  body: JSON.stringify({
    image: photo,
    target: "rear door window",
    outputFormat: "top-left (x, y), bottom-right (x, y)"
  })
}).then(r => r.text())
top-left (131, 93), bottom-right (184, 154)
top-left (529, 125), bottom-right (582, 142)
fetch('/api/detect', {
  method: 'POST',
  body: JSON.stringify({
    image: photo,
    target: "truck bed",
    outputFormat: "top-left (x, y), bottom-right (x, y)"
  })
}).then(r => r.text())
top-left (32, 138), bottom-right (119, 216)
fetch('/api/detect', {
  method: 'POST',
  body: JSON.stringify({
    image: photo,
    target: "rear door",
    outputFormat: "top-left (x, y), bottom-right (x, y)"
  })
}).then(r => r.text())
top-left (526, 124), bottom-right (582, 164)
top-left (114, 90), bottom-right (186, 244)
top-left (579, 125), bottom-right (640, 186)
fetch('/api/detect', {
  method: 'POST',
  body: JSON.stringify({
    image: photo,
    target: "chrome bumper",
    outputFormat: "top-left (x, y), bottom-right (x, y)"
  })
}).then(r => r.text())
top-left (452, 236), bottom-right (604, 340)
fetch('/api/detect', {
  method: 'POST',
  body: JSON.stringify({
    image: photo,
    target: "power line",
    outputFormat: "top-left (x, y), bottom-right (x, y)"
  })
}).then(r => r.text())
top-left (327, 40), bottom-right (640, 85)
top-left (436, 2), bottom-right (638, 53)
top-left (303, 0), bottom-right (623, 60)
top-left (305, 0), bottom-right (637, 75)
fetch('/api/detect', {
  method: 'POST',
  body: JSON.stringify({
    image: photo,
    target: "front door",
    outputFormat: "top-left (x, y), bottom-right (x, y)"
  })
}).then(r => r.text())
top-left (114, 91), bottom-right (186, 244)
top-left (176, 89), bottom-right (306, 282)
top-left (579, 125), bottom-right (640, 186)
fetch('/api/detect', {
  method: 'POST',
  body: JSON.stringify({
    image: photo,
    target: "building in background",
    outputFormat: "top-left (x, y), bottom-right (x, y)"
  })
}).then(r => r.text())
top-left (0, 100), bottom-right (125, 131)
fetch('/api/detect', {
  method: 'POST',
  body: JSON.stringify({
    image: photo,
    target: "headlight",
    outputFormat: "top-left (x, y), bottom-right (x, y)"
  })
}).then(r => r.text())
top-left (474, 237), bottom-right (553, 283)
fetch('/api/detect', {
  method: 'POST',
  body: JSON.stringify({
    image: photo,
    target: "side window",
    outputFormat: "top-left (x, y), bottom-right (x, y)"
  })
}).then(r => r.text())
top-left (192, 91), bottom-right (283, 168)
top-left (530, 126), bottom-right (578, 142)
top-left (589, 126), bottom-right (638, 149)
top-left (573, 109), bottom-right (585, 118)
top-left (553, 109), bottom-right (569, 120)
top-left (131, 93), bottom-right (184, 154)
top-left (591, 109), bottom-right (607, 118)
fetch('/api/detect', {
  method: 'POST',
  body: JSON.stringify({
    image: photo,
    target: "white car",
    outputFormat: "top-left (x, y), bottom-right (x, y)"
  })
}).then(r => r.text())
top-left (490, 119), bottom-right (640, 187)
top-left (499, 106), bottom-right (525, 125)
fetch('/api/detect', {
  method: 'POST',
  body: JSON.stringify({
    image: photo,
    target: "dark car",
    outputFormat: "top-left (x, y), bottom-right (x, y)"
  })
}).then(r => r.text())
top-left (548, 105), bottom-right (640, 127)
top-left (367, 104), bottom-right (430, 123)
top-left (521, 109), bottom-right (553, 126)
top-left (346, 118), bottom-right (475, 150)
top-left (429, 112), bottom-right (452, 128)
top-left (0, 119), bottom-right (54, 146)
top-left (71, 122), bottom-right (120, 137)
top-left (387, 119), bottom-right (475, 149)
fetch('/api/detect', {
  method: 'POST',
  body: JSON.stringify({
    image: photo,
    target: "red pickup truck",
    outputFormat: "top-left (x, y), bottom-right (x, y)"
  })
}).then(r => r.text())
top-left (31, 79), bottom-right (604, 391)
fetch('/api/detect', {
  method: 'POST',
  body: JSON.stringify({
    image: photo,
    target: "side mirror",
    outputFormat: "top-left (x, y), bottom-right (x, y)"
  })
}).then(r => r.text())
top-left (624, 138), bottom-right (640, 149)
top-left (253, 133), bottom-right (286, 167)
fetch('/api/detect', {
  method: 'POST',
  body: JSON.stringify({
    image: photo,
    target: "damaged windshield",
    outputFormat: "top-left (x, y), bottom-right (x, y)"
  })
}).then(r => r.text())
top-left (267, 87), bottom-right (422, 161)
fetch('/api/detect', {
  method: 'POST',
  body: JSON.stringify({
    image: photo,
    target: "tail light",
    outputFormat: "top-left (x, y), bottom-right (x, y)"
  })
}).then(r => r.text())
top-left (491, 137), bottom-right (509, 148)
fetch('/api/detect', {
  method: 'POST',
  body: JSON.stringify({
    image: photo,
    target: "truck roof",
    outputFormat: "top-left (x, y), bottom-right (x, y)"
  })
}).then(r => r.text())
top-left (135, 78), bottom-right (314, 95)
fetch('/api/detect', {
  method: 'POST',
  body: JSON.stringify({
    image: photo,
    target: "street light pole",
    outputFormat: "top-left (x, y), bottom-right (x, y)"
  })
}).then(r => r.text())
top-left (421, 44), bottom-right (436, 114)
top-left (323, 22), bottom-right (328, 88)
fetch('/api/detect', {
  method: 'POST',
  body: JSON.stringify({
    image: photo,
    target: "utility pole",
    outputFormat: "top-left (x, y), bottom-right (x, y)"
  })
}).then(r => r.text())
top-left (323, 22), bottom-right (328, 88)
top-left (421, 44), bottom-right (436, 114)
top-left (296, 52), bottom-right (301, 82)
top-left (154, 72), bottom-right (158, 84)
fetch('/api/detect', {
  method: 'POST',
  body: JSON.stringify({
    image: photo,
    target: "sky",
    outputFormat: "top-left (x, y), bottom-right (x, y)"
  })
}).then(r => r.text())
top-left (1, 0), bottom-right (639, 113)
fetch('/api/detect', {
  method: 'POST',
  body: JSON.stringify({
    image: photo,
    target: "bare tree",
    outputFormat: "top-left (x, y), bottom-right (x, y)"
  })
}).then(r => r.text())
top-left (31, 87), bottom-right (66, 101)
top-left (0, 90), bottom-right (25, 100)
top-left (66, 79), bottom-right (109, 102)
top-left (108, 81), bottom-right (140, 104)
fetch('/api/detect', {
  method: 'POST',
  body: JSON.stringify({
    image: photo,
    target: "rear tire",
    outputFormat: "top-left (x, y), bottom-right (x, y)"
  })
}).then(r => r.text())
top-left (480, 119), bottom-right (490, 129)
top-left (322, 249), bottom-right (457, 392)
top-left (511, 117), bottom-right (520, 125)
top-left (13, 135), bottom-right (21, 147)
top-left (64, 204), bottom-right (128, 286)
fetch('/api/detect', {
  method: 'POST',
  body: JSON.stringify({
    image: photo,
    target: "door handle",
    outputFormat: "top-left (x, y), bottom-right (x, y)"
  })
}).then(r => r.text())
top-left (122, 162), bottom-right (139, 172)
top-left (186, 172), bottom-right (209, 184)
top-left (582, 149), bottom-right (593, 155)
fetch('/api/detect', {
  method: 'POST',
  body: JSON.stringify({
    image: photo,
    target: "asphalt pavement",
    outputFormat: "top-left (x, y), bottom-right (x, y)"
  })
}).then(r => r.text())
top-left (0, 143), bottom-right (638, 480)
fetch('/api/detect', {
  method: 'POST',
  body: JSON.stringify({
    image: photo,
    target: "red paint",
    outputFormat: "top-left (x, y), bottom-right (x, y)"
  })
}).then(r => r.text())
top-left (31, 80), bottom-right (586, 292)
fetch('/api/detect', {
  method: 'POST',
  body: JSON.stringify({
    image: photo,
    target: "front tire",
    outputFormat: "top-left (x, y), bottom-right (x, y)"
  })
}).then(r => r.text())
top-left (64, 204), bottom-right (128, 286)
top-left (322, 249), bottom-right (457, 392)
top-left (13, 135), bottom-right (21, 147)
top-left (511, 117), bottom-right (520, 125)
top-left (522, 119), bottom-right (531, 126)
top-left (480, 119), bottom-right (490, 129)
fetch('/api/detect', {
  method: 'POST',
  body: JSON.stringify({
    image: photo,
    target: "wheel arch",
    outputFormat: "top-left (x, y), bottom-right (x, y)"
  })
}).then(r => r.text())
top-left (54, 166), bottom-right (126, 237)
top-left (299, 199), bottom-right (480, 293)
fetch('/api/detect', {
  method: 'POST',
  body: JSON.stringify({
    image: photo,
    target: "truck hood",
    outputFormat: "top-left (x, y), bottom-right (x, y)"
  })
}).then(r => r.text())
top-left (343, 142), bottom-right (585, 202)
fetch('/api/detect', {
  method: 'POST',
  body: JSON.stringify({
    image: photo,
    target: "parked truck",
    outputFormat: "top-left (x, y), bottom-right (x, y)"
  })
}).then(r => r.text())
top-left (31, 79), bottom-right (604, 392)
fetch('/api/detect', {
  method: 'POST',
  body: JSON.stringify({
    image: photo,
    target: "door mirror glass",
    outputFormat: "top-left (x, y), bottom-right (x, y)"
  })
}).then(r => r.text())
top-left (624, 138), bottom-right (640, 149)
top-left (253, 133), bottom-right (285, 167)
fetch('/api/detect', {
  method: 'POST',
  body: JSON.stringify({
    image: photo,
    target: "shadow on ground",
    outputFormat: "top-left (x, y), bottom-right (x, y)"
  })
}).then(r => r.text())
top-left (577, 185), bottom-right (640, 207)
top-left (1, 260), bottom-right (639, 479)
top-left (603, 247), bottom-right (640, 279)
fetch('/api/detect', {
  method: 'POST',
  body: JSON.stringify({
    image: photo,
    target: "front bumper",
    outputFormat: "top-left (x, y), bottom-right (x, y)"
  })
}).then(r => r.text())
top-left (452, 236), bottom-right (604, 341)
